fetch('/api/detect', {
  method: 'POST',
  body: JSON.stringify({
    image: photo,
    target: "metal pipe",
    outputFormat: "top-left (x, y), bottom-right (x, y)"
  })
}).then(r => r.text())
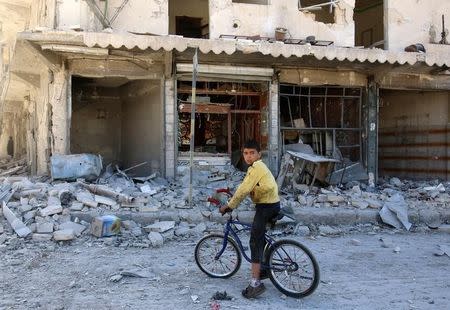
top-left (188, 48), bottom-right (198, 208)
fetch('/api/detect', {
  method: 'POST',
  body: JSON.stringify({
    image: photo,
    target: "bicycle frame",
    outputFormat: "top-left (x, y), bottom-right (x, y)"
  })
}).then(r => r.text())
top-left (216, 214), bottom-right (276, 265)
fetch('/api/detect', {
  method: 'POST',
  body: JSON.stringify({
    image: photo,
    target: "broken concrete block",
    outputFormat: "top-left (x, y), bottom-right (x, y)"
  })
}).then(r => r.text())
top-left (193, 222), bottom-right (207, 234)
top-left (437, 224), bottom-right (450, 233)
top-left (121, 220), bottom-right (139, 230)
top-left (390, 177), bottom-right (403, 187)
top-left (318, 225), bottom-right (340, 235)
top-left (0, 224), bottom-right (3, 234)
top-left (294, 225), bottom-right (310, 236)
top-left (327, 194), bottom-right (345, 203)
top-left (53, 229), bottom-right (75, 241)
top-left (32, 233), bottom-right (53, 241)
top-left (351, 199), bottom-right (369, 209)
top-left (59, 221), bottom-right (86, 236)
top-left (174, 226), bottom-right (191, 237)
top-left (138, 205), bottom-right (159, 212)
top-left (317, 194), bottom-right (327, 203)
top-left (379, 193), bottom-right (411, 230)
top-left (18, 204), bottom-right (33, 213)
top-left (2, 201), bottom-right (31, 237)
top-left (70, 201), bottom-right (84, 211)
top-left (144, 221), bottom-right (175, 233)
top-left (50, 153), bottom-right (102, 181)
top-left (36, 222), bottom-right (54, 234)
top-left (148, 231), bottom-right (163, 247)
top-left (76, 192), bottom-right (98, 208)
top-left (94, 195), bottom-right (117, 207)
top-left (0, 234), bottom-right (7, 244)
top-left (366, 198), bottom-right (382, 209)
top-left (40, 197), bottom-right (63, 217)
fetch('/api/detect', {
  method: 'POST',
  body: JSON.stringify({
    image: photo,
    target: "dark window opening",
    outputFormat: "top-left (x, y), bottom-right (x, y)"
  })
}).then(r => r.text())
top-left (299, 0), bottom-right (336, 24)
top-left (354, 0), bottom-right (384, 48)
top-left (169, 1), bottom-right (209, 38)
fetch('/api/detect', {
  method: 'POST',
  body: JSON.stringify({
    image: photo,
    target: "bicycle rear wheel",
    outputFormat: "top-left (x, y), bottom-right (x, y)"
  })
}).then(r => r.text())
top-left (267, 239), bottom-right (320, 298)
top-left (194, 233), bottom-right (242, 278)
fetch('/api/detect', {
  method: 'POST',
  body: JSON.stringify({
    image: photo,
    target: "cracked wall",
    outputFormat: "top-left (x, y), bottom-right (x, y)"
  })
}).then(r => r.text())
top-left (385, 0), bottom-right (450, 52)
top-left (209, 0), bottom-right (355, 46)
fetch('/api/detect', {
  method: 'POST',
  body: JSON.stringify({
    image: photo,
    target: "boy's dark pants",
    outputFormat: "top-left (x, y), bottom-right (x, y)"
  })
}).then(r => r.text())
top-left (250, 202), bottom-right (280, 263)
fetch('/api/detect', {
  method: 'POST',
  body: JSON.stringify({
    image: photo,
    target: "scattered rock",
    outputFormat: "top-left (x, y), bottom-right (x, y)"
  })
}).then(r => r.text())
top-left (53, 229), bottom-right (75, 241)
top-left (148, 232), bottom-right (164, 247)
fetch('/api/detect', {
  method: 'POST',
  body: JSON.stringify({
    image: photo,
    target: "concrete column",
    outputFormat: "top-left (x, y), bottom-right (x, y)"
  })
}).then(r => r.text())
top-left (269, 80), bottom-right (280, 176)
top-left (49, 69), bottom-right (70, 155)
top-left (164, 78), bottom-right (176, 178)
top-left (367, 79), bottom-right (379, 181)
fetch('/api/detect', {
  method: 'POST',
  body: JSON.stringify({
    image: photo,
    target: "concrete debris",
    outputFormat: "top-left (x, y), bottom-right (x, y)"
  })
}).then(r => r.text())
top-left (59, 221), bottom-right (86, 236)
top-left (53, 229), bottom-right (75, 241)
top-left (434, 244), bottom-right (450, 257)
top-left (40, 197), bottom-right (63, 216)
top-left (148, 231), bottom-right (164, 247)
top-left (379, 193), bottom-right (412, 230)
top-left (144, 221), bottom-right (175, 233)
top-left (3, 201), bottom-right (32, 237)
top-left (389, 177), bottom-right (403, 187)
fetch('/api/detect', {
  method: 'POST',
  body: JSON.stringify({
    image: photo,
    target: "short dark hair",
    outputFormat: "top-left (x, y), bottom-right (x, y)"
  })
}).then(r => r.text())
top-left (243, 140), bottom-right (260, 152)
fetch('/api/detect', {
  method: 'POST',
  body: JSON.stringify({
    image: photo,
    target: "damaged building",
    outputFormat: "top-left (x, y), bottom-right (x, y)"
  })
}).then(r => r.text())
top-left (0, 0), bottom-right (449, 185)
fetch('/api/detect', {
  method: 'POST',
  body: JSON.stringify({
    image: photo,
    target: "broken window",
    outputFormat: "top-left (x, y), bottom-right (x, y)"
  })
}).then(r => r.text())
top-left (354, 0), bottom-right (384, 48)
top-left (169, 0), bottom-right (209, 38)
top-left (279, 85), bottom-right (362, 162)
top-left (176, 81), bottom-right (269, 169)
top-left (299, 0), bottom-right (336, 24)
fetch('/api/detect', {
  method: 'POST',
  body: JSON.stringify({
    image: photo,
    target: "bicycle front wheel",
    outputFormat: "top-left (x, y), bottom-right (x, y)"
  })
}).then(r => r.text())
top-left (194, 233), bottom-right (242, 278)
top-left (267, 239), bottom-right (320, 298)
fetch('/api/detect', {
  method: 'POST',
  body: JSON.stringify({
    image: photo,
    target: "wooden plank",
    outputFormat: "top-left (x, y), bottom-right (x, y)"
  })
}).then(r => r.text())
top-left (178, 103), bottom-right (230, 114)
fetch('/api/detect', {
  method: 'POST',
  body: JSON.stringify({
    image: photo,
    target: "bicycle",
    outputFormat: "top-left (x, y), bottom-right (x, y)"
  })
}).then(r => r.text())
top-left (194, 188), bottom-right (320, 298)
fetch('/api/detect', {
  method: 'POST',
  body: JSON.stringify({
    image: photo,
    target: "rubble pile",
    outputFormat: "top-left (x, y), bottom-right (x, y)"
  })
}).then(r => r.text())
top-left (1, 153), bottom-right (449, 249)
top-left (0, 160), bottom-right (249, 248)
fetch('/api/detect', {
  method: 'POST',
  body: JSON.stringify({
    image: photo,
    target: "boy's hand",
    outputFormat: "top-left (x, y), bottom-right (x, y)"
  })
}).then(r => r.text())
top-left (219, 205), bottom-right (231, 215)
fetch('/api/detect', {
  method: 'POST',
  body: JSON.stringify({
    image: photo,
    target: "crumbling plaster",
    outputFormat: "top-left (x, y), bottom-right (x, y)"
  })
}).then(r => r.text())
top-left (385, 0), bottom-right (450, 52)
top-left (209, 0), bottom-right (355, 46)
top-left (54, 0), bottom-right (168, 34)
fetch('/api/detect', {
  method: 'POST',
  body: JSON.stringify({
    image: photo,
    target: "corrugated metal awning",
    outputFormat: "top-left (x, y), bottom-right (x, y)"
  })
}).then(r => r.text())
top-left (18, 31), bottom-right (450, 68)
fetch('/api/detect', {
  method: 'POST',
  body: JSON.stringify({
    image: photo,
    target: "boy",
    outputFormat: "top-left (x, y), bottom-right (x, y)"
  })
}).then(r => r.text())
top-left (220, 140), bottom-right (280, 298)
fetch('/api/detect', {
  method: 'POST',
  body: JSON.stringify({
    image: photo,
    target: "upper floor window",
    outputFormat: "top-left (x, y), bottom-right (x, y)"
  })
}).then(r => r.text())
top-left (232, 0), bottom-right (269, 4)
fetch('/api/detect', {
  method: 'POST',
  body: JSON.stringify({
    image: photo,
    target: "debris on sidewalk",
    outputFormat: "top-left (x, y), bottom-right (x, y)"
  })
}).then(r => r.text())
top-left (3, 201), bottom-right (31, 237)
top-left (379, 193), bottom-right (412, 230)
top-left (212, 291), bottom-right (233, 301)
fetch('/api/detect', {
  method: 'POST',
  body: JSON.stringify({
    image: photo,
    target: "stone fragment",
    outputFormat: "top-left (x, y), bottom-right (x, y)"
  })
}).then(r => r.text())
top-left (53, 229), bottom-right (75, 241)
top-left (139, 205), bottom-right (159, 212)
top-left (350, 239), bottom-right (362, 246)
top-left (316, 194), bottom-right (327, 203)
top-left (59, 222), bottom-right (86, 236)
top-left (351, 199), bottom-right (369, 209)
top-left (94, 195), bottom-right (117, 207)
top-left (76, 192), bottom-right (98, 208)
top-left (318, 225), bottom-right (340, 235)
top-left (390, 177), bottom-right (403, 187)
top-left (144, 221), bottom-right (175, 233)
top-left (327, 194), bottom-right (345, 203)
top-left (193, 222), bottom-right (207, 234)
top-left (70, 202), bottom-right (84, 211)
top-left (393, 246), bottom-right (401, 253)
top-left (40, 197), bottom-right (63, 217)
top-left (36, 222), bottom-right (54, 234)
top-left (2, 202), bottom-right (31, 237)
top-left (32, 233), bottom-right (53, 241)
top-left (18, 204), bottom-right (33, 213)
top-left (148, 232), bottom-right (163, 247)
top-left (294, 224), bottom-right (310, 236)
top-left (174, 226), bottom-right (191, 237)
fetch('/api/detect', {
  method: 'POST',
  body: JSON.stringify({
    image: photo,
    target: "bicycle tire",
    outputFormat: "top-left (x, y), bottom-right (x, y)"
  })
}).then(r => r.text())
top-left (194, 233), bottom-right (242, 278)
top-left (267, 239), bottom-right (320, 298)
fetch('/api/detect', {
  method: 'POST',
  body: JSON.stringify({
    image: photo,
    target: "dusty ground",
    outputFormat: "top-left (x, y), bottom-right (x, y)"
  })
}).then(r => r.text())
top-left (1, 228), bottom-right (449, 310)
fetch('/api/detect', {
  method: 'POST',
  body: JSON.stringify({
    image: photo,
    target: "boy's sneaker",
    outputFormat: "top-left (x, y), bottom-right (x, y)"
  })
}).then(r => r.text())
top-left (242, 283), bottom-right (266, 299)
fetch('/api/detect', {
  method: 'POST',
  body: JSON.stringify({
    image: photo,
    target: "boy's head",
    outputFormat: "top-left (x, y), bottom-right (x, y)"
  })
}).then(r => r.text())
top-left (242, 140), bottom-right (261, 165)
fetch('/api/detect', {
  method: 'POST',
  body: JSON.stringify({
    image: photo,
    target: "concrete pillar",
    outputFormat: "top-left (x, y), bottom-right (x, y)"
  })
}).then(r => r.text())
top-left (367, 79), bottom-right (379, 181)
top-left (269, 80), bottom-right (280, 176)
top-left (164, 78), bottom-right (176, 178)
top-left (49, 69), bottom-right (70, 155)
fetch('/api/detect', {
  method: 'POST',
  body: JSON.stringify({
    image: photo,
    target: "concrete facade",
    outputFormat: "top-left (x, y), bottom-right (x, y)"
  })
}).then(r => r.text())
top-left (0, 0), bottom-right (449, 181)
